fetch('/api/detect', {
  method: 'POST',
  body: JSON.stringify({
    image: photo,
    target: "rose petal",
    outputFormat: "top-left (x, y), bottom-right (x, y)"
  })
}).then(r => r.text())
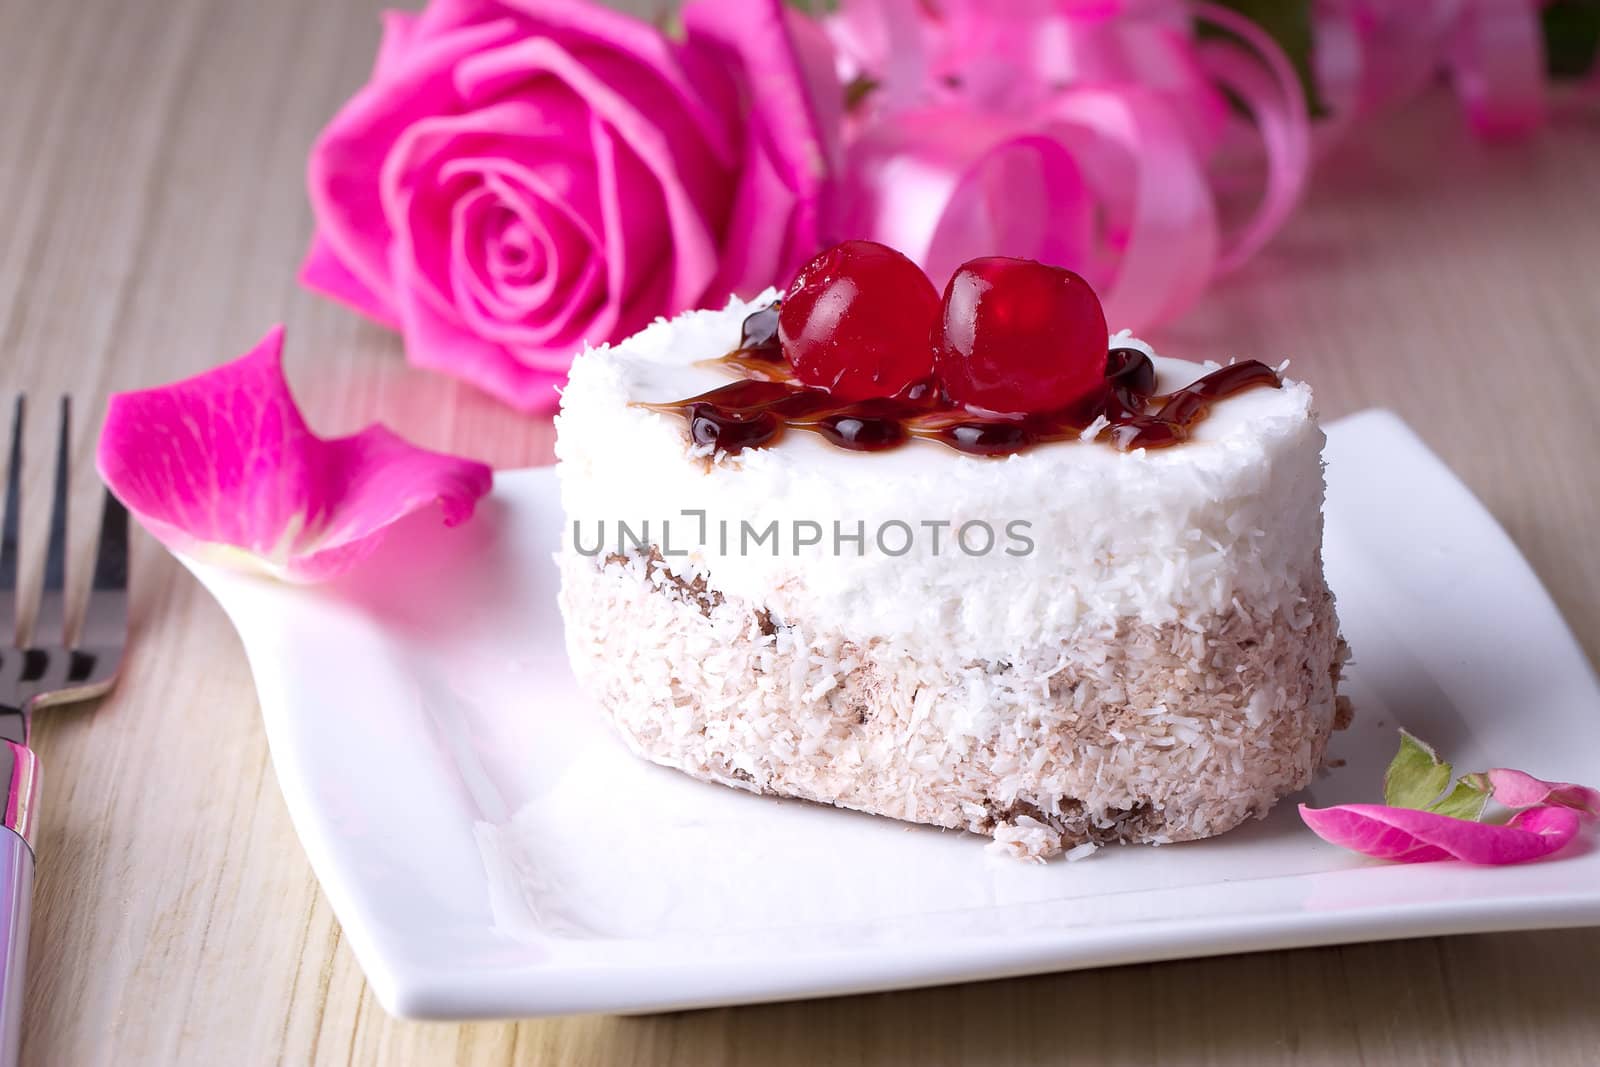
top-left (392, 276), bottom-right (569, 412)
top-left (452, 35), bottom-right (724, 312)
top-left (1473, 769), bottom-right (1600, 819)
top-left (1299, 803), bottom-right (1581, 866)
top-left (1507, 804), bottom-right (1586, 839)
top-left (702, 122), bottom-right (794, 299)
top-left (306, 0), bottom-right (837, 410)
top-left (95, 326), bottom-right (493, 582)
top-left (493, 0), bottom-right (738, 165)
top-left (442, 127), bottom-right (606, 329)
top-left (374, 10), bottom-right (420, 81)
top-left (379, 95), bottom-right (598, 321)
top-left (448, 181), bottom-right (604, 345)
top-left (299, 232), bottom-right (401, 329)
top-left (307, 17), bottom-right (524, 313)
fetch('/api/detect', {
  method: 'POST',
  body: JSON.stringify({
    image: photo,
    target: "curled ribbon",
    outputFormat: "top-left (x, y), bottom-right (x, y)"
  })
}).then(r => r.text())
top-left (1315, 0), bottom-right (1548, 143)
top-left (830, 0), bottom-right (1312, 331)
top-left (829, 0), bottom-right (1572, 332)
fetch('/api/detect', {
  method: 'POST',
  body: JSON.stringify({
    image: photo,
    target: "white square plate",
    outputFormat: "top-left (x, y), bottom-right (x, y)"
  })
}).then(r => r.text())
top-left (188, 409), bottom-right (1600, 1020)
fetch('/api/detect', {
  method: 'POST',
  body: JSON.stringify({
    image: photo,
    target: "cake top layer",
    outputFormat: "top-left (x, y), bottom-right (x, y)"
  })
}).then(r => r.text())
top-left (555, 293), bottom-right (1326, 659)
top-left (578, 288), bottom-right (1304, 465)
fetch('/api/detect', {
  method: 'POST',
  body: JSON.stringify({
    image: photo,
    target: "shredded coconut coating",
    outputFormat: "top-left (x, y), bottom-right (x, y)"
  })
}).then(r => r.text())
top-left (559, 549), bottom-right (1348, 860)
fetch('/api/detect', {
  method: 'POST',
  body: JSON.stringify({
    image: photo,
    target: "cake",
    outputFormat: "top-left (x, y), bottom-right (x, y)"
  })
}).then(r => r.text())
top-left (555, 244), bottom-right (1346, 860)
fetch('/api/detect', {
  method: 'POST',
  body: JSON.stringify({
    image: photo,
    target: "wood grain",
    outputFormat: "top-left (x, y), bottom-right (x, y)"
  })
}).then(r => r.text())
top-left (2, 0), bottom-right (1597, 1063)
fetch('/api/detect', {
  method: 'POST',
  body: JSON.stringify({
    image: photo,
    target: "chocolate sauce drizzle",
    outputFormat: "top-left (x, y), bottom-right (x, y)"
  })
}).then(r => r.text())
top-left (641, 303), bottom-right (1282, 457)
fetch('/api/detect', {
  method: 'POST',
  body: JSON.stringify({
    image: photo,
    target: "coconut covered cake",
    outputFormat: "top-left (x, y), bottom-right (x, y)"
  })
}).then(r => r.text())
top-left (555, 243), bottom-right (1347, 860)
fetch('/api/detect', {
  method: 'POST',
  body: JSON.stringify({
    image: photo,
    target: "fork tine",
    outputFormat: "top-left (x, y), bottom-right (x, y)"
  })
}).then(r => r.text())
top-left (79, 490), bottom-right (128, 651)
top-left (0, 397), bottom-right (20, 644)
top-left (33, 397), bottom-right (69, 645)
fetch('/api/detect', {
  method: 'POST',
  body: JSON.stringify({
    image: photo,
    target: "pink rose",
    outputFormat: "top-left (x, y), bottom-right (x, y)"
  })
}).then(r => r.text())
top-left (303, 0), bottom-right (838, 412)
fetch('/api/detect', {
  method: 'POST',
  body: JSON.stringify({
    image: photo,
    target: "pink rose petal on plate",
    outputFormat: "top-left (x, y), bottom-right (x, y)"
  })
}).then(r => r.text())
top-left (1471, 769), bottom-right (1600, 819)
top-left (1299, 803), bottom-right (1581, 866)
top-left (96, 326), bottom-right (493, 583)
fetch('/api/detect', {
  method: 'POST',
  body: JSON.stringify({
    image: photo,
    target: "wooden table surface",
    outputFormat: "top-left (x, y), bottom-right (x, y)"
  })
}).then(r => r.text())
top-left (3, 0), bottom-right (1599, 1063)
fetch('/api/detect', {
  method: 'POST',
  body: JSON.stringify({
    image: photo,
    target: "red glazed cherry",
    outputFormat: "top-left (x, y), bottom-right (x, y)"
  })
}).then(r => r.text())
top-left (778, 241), bottom-right (941, 401)
top-left (935, 257), bottom-right (1109, 414)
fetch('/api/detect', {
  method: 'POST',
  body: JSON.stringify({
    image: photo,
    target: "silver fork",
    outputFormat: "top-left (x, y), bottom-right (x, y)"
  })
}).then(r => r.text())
top-left (0, 396), bottom-right (128, 1067)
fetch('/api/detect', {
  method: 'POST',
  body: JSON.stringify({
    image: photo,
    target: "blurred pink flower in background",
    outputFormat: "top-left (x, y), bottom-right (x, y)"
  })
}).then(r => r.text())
top-left (302, 0), bottom-right (837, 412)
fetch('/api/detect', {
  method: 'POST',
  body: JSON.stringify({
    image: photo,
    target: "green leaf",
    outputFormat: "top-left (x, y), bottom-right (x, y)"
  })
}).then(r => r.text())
top-left (1544, 0), bottom-right (1600, 80)
top-left (1427, 778), bottom-right (1491, 821)
top-left (1383, 730), bottom-right (1453, 809)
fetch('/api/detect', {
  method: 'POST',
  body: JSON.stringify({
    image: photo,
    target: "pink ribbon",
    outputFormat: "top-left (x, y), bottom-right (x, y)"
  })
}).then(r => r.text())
top-left (1450, 0), bottom-right (1547, 138)
top-left (831, 0), bottom-right (1311, 331)
top-left (828, 0), bottom-right (1577, 332)
top-left (1191, 2), bottom-right (1311, 273)
top-left (1314, 0), bottom-right (1549, 144)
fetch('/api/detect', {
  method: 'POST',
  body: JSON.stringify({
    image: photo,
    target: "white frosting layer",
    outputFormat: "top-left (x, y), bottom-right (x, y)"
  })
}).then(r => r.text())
top-left (555, 292), bottom-right (1327, 662)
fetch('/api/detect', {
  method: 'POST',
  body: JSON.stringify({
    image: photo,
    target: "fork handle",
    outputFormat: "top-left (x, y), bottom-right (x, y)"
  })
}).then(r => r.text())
top-left (0, 829), bottom-right (29, 1067)
top-left (0, 743), bottom-right (39, 1067)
